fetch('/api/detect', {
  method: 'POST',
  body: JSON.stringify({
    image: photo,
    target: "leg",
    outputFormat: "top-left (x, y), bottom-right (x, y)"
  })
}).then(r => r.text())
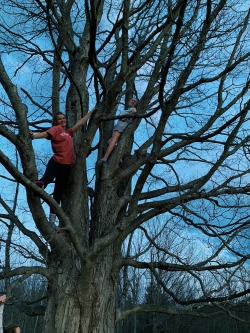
top-left (51, 164), bottom-right (71, 212)
top-left (102, 131), bottom-right (122, 162)
top-left (40, 158), bottom-right (61, 188)
top-left (33, 158), bottom-right (61, 197)
top-left (49, 165), bottom-right (71, 233)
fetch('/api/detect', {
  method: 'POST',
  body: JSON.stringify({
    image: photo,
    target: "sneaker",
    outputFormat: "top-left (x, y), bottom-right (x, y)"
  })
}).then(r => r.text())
top-left (36, 180), bottom-right (44, 188)
top-left (33, 181), bottom-right (44, 197)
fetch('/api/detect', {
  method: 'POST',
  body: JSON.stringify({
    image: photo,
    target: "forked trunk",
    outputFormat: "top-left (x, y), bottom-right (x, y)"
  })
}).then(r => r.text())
top-left (44, 247), bottom-right (119, 333)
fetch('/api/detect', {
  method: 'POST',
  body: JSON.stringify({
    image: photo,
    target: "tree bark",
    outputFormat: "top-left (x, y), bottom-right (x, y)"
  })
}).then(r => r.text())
top-left (44, 244), bottom-right (120, 333)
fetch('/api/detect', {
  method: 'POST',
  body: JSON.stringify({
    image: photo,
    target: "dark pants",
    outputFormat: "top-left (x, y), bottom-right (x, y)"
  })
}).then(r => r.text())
top-left (40, 157), bottom-right (72, 213)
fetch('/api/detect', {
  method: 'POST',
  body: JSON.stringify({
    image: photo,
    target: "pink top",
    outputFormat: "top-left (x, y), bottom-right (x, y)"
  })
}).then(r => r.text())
top-left (47, 125), bottom-right (74, 164)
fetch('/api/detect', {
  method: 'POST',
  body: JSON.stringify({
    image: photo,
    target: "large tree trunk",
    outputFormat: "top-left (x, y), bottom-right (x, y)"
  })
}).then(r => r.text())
top-left (44, 245), bottom-right (120, 333)
top-left (42, 162), bottom-right (124, 333)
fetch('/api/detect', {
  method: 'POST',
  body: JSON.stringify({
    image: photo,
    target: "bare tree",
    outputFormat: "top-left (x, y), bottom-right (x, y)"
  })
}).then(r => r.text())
top-left (0, 0), bottom-right (250, 332)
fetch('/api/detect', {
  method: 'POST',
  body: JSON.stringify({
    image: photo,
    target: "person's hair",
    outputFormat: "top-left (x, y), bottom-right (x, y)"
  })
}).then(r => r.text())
top-left (3, 326), bottom-right (19, 333)
top-left (52, 112), bottom-right (65, 126)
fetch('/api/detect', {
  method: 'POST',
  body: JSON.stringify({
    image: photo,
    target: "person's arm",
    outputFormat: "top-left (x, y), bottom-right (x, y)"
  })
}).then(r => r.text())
top-left (71, 106), bottom-right (97, 134)
top-left (121, 108), bottom-right (137, 121)
top-left (0, 294), bottom-right (6, 333)
top-left (29, 131), bottom-right (49, 139)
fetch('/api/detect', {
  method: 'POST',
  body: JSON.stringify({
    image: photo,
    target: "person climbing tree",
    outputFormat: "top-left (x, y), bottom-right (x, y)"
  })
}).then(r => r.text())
top-left (101, 98), bottom-right (137, 163)
top-left (29, 106), bottom-right (97, 226)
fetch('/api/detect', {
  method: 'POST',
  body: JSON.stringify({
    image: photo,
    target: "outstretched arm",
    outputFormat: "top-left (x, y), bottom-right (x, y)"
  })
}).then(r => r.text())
top-left (29, 131), bottom-right (49, 139)
top-left (71, 106), bottom-right (97, 134)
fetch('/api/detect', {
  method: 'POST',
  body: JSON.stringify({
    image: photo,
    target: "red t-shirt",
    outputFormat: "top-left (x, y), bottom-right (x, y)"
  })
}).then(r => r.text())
top-left (47, 125), bottom-right (74, 164)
